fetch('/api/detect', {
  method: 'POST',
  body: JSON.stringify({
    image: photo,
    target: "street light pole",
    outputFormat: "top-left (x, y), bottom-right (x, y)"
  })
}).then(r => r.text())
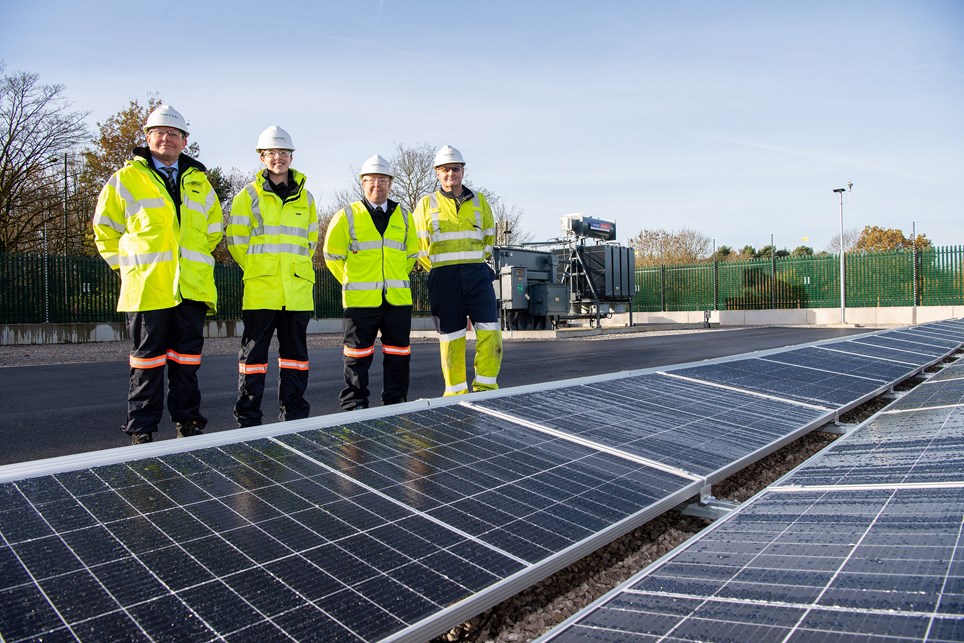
top-left (833, 182), bottom-right (853, 324)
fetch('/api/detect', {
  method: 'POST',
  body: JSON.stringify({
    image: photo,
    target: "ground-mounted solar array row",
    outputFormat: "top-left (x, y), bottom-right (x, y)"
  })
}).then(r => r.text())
top-left (668, 320), bottom-right (964, 410)
top-left (540, 487), bottom-right (964, 643)
top-left (539, 340), bottom-right (964, 642)
top-left (1, 320), bottom-right (962, 642)
top-left (0, 407), bottom-right (698, 643)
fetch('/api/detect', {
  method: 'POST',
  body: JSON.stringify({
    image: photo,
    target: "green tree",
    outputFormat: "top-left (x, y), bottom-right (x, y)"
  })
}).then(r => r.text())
top-left (791, 245), bottom-right (814, 257)
top-left (0, 64), bottom-right (90, 253)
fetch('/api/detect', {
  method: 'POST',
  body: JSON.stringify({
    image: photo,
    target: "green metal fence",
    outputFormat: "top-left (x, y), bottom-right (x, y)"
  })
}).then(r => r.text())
top-left (631, 246), bottom-right (964, 312)
top-left (0, 252), bottom-right (431, 324)
top-left (2, 247), bottom-right (961, 324)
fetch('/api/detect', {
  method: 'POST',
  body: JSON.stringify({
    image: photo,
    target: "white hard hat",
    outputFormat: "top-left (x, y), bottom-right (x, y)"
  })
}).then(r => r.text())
top-left (256, 125), bottom-right (295, 151)
top-left (358, 154), bottom-right (394, 178)
top-left (433, 145), bottom-right (465, 167)
top-left (143, 104), bottom-right (189, 135)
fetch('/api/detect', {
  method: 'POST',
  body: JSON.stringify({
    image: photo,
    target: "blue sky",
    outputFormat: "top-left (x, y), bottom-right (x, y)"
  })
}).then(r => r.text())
top-left (3, 0), bottom-right (962, 252)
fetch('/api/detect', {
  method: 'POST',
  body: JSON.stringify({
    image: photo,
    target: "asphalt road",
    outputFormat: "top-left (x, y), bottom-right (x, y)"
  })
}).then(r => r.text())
top-left (0, 326), bottom-right (872, 466)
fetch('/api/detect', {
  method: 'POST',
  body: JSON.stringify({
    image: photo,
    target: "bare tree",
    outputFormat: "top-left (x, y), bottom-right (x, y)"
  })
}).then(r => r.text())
top-left (629, 227), bottom-right (712, 266)
top-left (0, 64), bottom-right (90, 253)
top-left (472, 187), bottom-right (533, 246)
top-left (824, 228), bottom-right (860, 254)
top-left (389, 142), bottom-right (436, 213)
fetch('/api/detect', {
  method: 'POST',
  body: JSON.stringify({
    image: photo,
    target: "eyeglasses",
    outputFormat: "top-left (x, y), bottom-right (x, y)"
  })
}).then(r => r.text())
top-left (362, 176), bottom-right (391, 185)
top-left (436, 165), bottom-right (463, 174)
top-left (148, 128), bottom-right (184, 140)
top-left (261, 150), bottom-right (292, 158)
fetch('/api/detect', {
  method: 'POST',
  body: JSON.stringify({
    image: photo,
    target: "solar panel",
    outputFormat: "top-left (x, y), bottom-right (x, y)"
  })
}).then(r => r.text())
top-left (670, 357), bottom-right (887, 407)
top-left (887, 378), bottom-right (964, 410)
top-left (816, 338), bottom-right (935, 367)
top-left (540, 487), bottom-right (964, 642)
top-left (759, 346), bottom-right (919, 382)
top-left (927, 361), bottom-right (964, 382)
top-left (0, 405), bottom-right (700, 642)
top-left (474, 374), bottom-right (829, 478)
top-left (888, 327), bottom-right (964, 348)
top-left (852, 334), bottom-right (953, 358)
top-left (777, 406), bottom-right (964, 487)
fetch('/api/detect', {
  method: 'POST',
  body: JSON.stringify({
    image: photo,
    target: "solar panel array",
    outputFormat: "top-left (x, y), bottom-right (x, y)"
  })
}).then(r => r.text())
top-left (539, 320), bottom-right (964, 643)
top-left (2, 320), bottom-right (962, 642)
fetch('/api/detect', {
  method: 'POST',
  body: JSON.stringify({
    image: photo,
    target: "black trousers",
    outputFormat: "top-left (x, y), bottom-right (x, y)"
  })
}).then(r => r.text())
top-left (340, 304), bottom-right (412, 410)
top-left (235, 309), bottom-right (311, 427)
top-left (125, 300), bottom-right (207, 435)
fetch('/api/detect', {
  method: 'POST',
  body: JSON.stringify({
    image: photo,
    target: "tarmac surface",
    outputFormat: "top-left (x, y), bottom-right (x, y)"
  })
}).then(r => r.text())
top-left (0, 326), bottom-right (874, 466)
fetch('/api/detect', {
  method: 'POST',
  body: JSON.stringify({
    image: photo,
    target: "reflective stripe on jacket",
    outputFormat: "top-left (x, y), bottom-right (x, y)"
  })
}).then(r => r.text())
top-left (323, 201), bottom-right (419, 308)
top-left (92, 153), bottom-right (223, 313)
top-left (226, 169), bottom-right (318, 311)
top-left (413, 191), bottom-right (495, 271)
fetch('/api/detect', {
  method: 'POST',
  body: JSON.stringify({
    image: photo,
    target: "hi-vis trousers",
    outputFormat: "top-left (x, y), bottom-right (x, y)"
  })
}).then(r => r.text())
top-left (427, 263), bottom-right (503, 396)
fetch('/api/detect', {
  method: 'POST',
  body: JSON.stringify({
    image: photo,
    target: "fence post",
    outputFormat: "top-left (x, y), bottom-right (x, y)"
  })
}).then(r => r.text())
top-left (660, 264), bottom-right (666, 312)
top-left (770, 252), bottom-right (776, 309)
top-left (713, 260), bottom-right (719, 311)
top-left (912, 227), bottom-right (919, 308)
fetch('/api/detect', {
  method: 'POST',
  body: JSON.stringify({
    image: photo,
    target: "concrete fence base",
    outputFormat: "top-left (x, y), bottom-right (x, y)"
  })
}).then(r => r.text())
top-left (620, 306), bottom-right (963, 327)
top-left (2, 307), bottom-right (961, 346)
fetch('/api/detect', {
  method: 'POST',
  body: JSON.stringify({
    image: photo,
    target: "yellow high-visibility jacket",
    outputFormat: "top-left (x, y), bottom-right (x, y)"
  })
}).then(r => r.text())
top-left (323, 201), bottom-right (419, 308)
top-left (413, 190), bottom-right (495, 271)
top-left (92, 151), bottom-right (223, 313)
top-left (227, 169), bottom-right (318, 311)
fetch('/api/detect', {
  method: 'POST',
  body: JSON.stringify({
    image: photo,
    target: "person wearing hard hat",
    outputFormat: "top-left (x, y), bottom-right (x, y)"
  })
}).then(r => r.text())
top-left (93, 105), bottom-right (223, 444)
top-left (227, 126), bottom-right (318, 426)
top-left (412, 145), bottom-right (502, 396)
top-left (323, 155), bottom-right (420, 410)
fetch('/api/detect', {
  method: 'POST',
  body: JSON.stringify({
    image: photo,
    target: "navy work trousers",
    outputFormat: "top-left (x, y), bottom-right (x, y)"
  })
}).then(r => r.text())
top-left (125, 300), bottom-right (207, 435)
top-left (235, 309), bottom-right (311, 427)
top-left (340, 304), bottom-right (412, 410)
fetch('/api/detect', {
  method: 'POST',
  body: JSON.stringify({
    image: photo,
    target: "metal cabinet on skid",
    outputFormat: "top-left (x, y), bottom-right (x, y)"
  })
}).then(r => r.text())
top-left (492, 214), bottom-right (635, 330)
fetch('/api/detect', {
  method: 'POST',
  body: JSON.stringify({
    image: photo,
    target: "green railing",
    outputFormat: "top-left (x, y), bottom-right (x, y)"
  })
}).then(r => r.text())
top-left (0, 252), bottom-right (431, 324)
top-left (2, 247), bottom-right (961, 324)
top-left (632, 246), bottom-right (963, 312)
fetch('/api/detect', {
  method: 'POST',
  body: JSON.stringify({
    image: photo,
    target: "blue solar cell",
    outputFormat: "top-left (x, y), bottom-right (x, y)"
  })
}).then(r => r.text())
top-left (888, 378), bottom-right (964, 410)
top-left (853, 334), bottom-right (951, 357)
top-left (673, 357), bottom-right (883, 407)
top-left (780, 405), bottom-right (964, 487)
top-left (763, 346), bottom-right (919, 382)
top-left (543, 487), bottom-right (964, 642)
top-left (477, 374), bottom-right (827, 477)
top-left (0, 406), bottom-right (697, 642)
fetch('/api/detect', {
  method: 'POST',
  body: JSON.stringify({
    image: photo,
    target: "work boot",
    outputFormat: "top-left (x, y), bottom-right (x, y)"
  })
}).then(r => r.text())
top-left (175, 421), bottom-right (204, 438)
top-left (130, 433), bottom-right (154, 445)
